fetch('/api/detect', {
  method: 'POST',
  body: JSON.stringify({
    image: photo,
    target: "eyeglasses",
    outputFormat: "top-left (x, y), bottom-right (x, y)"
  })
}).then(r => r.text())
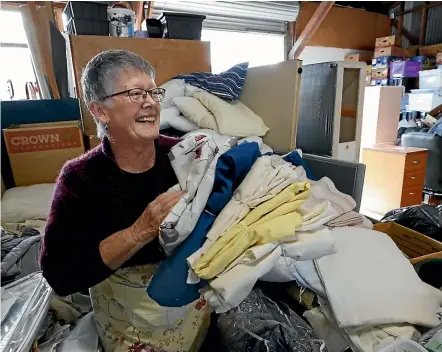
top-left (101, 87), bottom-right (166, 104)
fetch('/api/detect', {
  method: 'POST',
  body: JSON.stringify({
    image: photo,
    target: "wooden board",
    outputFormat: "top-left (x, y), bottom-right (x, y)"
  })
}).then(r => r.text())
top-left (70, 35), bottom-right (211, 135)
top-left (295, 2), bottom-right (390, 50)
top-left (240, 60), bottom-right (302, 153)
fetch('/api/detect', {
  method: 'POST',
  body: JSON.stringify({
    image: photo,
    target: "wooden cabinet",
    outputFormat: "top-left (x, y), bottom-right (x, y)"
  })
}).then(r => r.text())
top-left (361, 145), bottom-right (428, 216)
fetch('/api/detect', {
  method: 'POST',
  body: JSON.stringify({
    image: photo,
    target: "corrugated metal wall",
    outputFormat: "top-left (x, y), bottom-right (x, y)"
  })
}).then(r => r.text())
top-left (426, 5), bottom-right (442, 45)
top-left (392, 2), bottom-right (442, 47)
top-left (151, 1), bottom-right (299, 34)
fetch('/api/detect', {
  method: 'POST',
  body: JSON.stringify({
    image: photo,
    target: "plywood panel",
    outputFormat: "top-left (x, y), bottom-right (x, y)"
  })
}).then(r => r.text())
top-left (361, 86), bottom-right (404, 148)
top-left (70, 35), bottom-right (211, 135)
top-left (295, 3), bottom-right (390, 50)
top-left (240, 60), bottom-right (302, 153)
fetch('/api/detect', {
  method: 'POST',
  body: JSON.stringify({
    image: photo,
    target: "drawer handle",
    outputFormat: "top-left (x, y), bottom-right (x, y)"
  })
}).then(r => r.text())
top-left (412, 160), bottom-right (419, 164)
top-left (410, 176), bottom-right (417, 180)
top-left (409, 192), bottom-right (416, 195)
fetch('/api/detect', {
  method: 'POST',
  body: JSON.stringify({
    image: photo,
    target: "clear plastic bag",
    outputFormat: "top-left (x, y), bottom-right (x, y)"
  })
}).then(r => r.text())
top-left (0, 272), bottom-right (53, 352)
top-left (418, 323), bottom-right (442, 352)
top-left (217, 288), bottom-right (326, 352)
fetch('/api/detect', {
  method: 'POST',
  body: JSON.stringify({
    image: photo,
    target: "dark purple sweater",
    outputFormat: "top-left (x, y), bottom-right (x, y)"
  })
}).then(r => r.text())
top-left (41, 136), bottom-right (179, 296)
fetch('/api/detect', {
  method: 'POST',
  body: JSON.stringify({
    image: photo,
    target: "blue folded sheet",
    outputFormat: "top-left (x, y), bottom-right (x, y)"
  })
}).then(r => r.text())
top-left (147, 141), bottom-right (261, 307)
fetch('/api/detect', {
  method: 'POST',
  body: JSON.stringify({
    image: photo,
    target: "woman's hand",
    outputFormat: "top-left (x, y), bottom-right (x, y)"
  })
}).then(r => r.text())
top-left (130, 190), bottom-right (184, 243)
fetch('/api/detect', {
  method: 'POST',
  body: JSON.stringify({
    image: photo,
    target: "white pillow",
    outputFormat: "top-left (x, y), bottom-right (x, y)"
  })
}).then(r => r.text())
top-left (160, 79), bottom-right (185, 108)
top-left (160, 106), bottom-right (179, 130)
top-left (169, 115), bottom-right (198, 133)
top-left (184, 84), bottom-right (205, 97)
top-left (172, 96), bottom-right (219, 132)
top-left (194, 91), bottom-right (269, 137)
top-left (1, 184), bottom-right (55, 223)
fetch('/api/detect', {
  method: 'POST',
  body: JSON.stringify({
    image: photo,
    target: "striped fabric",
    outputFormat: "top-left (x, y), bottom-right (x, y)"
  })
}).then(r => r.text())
top-left (175, 62), bottom-right (249, 101)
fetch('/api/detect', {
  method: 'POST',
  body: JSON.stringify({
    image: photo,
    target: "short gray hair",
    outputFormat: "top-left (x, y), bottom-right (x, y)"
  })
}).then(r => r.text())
top-left (81, 50), bottom-right (156, 138)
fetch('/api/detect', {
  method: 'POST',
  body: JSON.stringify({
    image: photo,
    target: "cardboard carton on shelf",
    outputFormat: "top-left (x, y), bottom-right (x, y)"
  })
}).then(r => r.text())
top-left (3, 121), bottom-right (85, 186)
top-left (420, 43), bottom-right (442, 57)
top-left (365, 76), bottom-right (371, 86)
top-left (375, 35), bottom-right (401, 48)
top-left (371, 67), bottom-right (389, 79)
top-left (370, 78), bottom-right (388, 86)
top-left (437, 52), bottom-right (442, 65)
top-left (374, 46), bottom-right (417, 58)
top-left (345, 52), bottom-right (373, 64)
top-left (372, 56), bottom-right (403, 69)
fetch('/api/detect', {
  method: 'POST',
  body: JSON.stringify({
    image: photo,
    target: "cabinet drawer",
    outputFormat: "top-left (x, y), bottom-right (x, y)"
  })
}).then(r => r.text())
top-left (402, 170), bottom-right (426, 188)
top-left (401, 186), bottom-right (422, 207)
top-left (404, 152), bottom-right (427, 172)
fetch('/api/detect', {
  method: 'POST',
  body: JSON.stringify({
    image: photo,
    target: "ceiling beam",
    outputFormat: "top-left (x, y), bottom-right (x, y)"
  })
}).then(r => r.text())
top-left (131, 1), bottom-right (145, 30)
top-left (391, 19), bottom-right (419, 45)
top-left (2, 1), bottom-right (66, 8)
top-left (419, 1), bottom-right (429, 45)
top-left (289, 1), bottom-right (335, 60)
top-left (396, 2), bottom-right (404, 43)
top-left (27, 1), bottom-right (60, 99)
top-left (147, 1), bottom-right (154, 19)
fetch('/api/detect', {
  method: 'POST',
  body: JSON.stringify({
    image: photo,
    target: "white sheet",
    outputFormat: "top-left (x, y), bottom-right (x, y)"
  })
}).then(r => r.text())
top-left (315, 227), bottom-right (442, 329)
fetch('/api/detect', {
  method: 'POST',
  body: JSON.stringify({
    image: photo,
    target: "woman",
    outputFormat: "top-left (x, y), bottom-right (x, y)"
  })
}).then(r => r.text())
top-left (41, 50), bottom-right (210, 352)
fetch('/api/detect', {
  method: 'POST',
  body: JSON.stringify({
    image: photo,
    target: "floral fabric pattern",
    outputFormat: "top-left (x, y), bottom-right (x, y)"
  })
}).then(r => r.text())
top-left (90, 265), bottom-right (210, 352)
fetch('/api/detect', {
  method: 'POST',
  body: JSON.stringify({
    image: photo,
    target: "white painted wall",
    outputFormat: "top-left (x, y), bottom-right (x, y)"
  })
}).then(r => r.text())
top-left (299, 46), bottom-right (372, 65)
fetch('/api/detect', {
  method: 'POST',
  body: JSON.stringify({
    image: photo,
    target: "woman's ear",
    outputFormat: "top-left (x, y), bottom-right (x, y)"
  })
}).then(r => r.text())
top-left (89, 101), bottom-right (110, 125)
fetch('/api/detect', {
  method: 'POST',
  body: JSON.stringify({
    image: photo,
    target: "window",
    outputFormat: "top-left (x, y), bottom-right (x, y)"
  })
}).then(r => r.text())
top-left (201, 29), bottom-right (285, 73)
top-left (0, 9), bottom-right (36, 100)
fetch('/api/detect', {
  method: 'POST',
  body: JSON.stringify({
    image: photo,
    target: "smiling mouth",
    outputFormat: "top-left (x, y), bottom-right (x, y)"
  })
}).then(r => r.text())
top-left (135, 116), bottom-right (156, 123)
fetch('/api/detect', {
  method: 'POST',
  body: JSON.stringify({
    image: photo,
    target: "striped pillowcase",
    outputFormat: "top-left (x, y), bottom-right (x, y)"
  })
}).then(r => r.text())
top-left (175, 62), bottom-right (249, 101)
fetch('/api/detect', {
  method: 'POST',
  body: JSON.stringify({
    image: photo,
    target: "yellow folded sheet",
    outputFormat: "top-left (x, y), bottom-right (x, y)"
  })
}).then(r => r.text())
top-left (194, 181), bottom-right (311, 279)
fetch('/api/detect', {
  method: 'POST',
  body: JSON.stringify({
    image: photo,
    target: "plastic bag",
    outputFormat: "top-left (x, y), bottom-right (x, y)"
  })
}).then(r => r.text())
top-left (0, 272), bottom-right (53, 352)
top-left (381, 204), bottom-right (442, 241)
top-left (217, 288), bottom-right (325, 352)
top-left (418, 323), bottom-right (442, 352)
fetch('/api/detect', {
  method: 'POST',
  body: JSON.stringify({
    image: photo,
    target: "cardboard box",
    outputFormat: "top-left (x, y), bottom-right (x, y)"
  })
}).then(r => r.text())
top-left (372, 56), bottom-right (403, 69)
top-left (370, 78), bottom-right (388, 86)
top-left (3, 121), bottom-right (85, 186)
top-left (373, 222), bottom-right (442, 260)
top-left (437, 52), bottom-right (442, 65)
top-left (374, 46), bottom-right (417, 58)
top-left (345, 52), bottom-right (373, 64)
top-left (371, 67), bottom-right (389, 79)
top-left (365, 75), bottom-right (371, 86)
top-left (88, 135), bottom-right (102, 149)
top-left (419, 43), bottom-right (442, 57)
top-left (375, 35), bottom-right (401, 48)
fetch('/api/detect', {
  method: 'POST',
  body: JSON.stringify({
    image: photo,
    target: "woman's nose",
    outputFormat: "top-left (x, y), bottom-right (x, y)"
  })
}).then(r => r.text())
top-left (141, 97), bottom-right (153, 108)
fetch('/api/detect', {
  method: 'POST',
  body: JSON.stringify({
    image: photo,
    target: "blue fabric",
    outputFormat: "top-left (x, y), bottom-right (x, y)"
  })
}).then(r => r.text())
top-left (175, 62), bottom-right (248, 101)
top-left (283, 151), bottom-right (317, 181)
top-left (147, 142), bottom-right (261, 307)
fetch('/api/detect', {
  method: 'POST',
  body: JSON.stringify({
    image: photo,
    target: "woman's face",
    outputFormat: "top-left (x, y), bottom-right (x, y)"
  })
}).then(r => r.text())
top-left (101, 69), bottom-right (160, 143)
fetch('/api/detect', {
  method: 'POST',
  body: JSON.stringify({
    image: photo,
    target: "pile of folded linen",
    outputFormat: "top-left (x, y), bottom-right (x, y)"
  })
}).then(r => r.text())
top-left (159, 63), bottom-right (272, 152)
top-left (147, 131), bottom-right (442, 352)
top-left (296, 227), bottom-right (442, 352)
top-left (149, 132), bottom-right (358, 310)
